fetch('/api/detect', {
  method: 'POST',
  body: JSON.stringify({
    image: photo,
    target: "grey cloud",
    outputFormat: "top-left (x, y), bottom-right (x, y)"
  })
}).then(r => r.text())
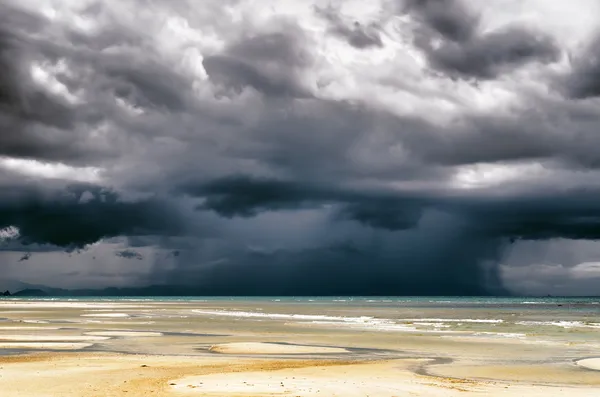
top-left (315, 6), bottom-right (383, 49)
top-left (564, 35), bottom-right (600, 99)
top-left (502, 263), bottom-right (600, 296)
top-left (403, 0), bottom-right (479, 43)
top-left (0, 1), bottom-right (200, 167)
top-left (0, 4), bottom-right (120, 164)
top-left (403, 0), bottom-right (559, 79)
top-left (0, 5), bottom-right (83, 161)
top-left (427, 26), bottom-right (559, 79)
top-left (2, 0), bottom-right (600, 296)
top-left (104, 60), bottom-right (191, 112)
top-left (203, 25), bottom-right (314, 97)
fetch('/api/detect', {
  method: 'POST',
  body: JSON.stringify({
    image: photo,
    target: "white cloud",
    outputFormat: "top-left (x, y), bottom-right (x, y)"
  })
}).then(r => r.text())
top-left (0, 157), bottom-right (102, 183)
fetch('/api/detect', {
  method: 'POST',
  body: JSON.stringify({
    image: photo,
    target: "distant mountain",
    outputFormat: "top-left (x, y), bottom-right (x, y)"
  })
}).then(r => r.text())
top-left (0, 283), bottom-right (302, 297)
top-left (12, 289), bottom-right (48, 297)
top-left (0, 279), bottom-right (61, 294)
top-left (0, 283), bottom-right (204, 297)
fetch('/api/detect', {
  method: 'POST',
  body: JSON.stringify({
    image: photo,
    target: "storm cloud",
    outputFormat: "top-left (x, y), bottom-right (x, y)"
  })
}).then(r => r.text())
top-left (2, 0), bottom-right (600, 296)
top-left (403, 0), bottom-right (560, 79)
top-left (564, 34), bottom-right (600, 98)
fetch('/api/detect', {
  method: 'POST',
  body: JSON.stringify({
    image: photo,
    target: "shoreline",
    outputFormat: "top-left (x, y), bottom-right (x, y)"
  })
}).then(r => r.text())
top-left (0, 298), bottom-right (599, 396)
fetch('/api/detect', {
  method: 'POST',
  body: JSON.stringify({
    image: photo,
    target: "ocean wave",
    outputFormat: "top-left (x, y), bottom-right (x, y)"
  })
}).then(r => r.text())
top-left (192, 309), bottom-right (374, 323)
top-left (190, 309), bottom-right (505, 334)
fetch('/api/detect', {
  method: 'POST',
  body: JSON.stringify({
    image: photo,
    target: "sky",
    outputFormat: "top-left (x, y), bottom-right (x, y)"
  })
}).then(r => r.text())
top-left (1, 0), bottom-right (600, 295)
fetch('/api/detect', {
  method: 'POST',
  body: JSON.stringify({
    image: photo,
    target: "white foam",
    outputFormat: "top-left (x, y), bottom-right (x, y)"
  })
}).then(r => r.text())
top-left (472, 332), bottom-right (526, 338)
top-left (516, 321), bottom-right (600, 329)
top-left (412, 322), bottom-right (451, 328)
top-left (441, 332), bottom-right (527, 340)
top-left (309, 320), bottom-right (418, 332)
top-left (192, 309), bottom-right (506, 333)
top-left (403, 318), bottom-right (503, 324)
top-left (192, 309), bottom-right (375, 323)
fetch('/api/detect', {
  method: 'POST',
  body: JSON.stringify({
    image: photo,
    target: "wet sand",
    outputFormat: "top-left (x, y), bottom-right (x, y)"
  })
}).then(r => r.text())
top-left (0, 298), bottom-right (598, 396)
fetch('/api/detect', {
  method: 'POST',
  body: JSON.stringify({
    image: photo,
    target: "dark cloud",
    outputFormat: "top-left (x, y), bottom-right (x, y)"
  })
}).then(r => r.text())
top-left (455, 189), bottom-right (600, 241)
top-left (564, 35), bottom-right (600, 98)
top-left (336, 200), bottom-right (423, 231)
top-left (0, 184), bottom-right (185, 249)
top-left (115, 249), bottom-right (144, 260)
top-left (181, 174), bottom-right (427, 231)
top-left (151, 211), bottom-right (507, 296)
top-left (0, 3), bottom-right (115, 164)
top-left (426, 26), bottom-right (559, 79)
top-left (1, 1), bottom-right (600, 296)
top-left (315, 6), bottom-right (383, 49)
top-left (203, 25), bottom-right (314, 97)
top-left (403, 0), bottom-right (479, 43)
top-left (403, 0), bottom-right (559, 79)
top-left (0, 5), bottom-right (78, 160)
top-left (188, 173), bottom-right (600, 243)
top-left (186, 176), bottom-right (324, 217)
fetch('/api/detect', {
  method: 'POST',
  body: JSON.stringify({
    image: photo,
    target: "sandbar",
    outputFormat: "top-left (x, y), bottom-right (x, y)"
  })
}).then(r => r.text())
top-left (0, 342), bottom-right (93, 350)
top-left (0, 335), bottom-right (110, 341)
top-left (208, 342), bottom-right (349, 355)
top-left (576, 358), bottom-right (600, 371)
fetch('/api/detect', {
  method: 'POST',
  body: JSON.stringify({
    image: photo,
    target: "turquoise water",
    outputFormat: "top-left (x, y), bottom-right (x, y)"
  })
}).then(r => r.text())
top-left (3, 295), bottom-right (599, 315)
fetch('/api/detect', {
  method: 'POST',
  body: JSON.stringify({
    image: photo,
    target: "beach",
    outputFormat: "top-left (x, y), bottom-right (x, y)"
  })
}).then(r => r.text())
top-left (0, 297), bottom-right (599, 396)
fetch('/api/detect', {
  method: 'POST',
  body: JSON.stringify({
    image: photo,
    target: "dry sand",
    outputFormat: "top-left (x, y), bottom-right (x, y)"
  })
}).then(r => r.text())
top-left (208, 342), bottom-right (349, 355)
top-left (171, 359), bottom-right (600, 397)
top-left (0, 353), bottom-right (598, 397)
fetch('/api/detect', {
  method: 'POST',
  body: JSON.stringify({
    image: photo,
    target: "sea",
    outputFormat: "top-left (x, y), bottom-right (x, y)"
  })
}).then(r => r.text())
top-left (2, 295), bottom-right (599, 344)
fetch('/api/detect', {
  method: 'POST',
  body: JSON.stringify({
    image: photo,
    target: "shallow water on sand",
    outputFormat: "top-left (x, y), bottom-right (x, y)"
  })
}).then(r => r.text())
top-left (0, 297), bottom-right (599, 395)
top-left (1, 296), bottom-right (599, 352)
